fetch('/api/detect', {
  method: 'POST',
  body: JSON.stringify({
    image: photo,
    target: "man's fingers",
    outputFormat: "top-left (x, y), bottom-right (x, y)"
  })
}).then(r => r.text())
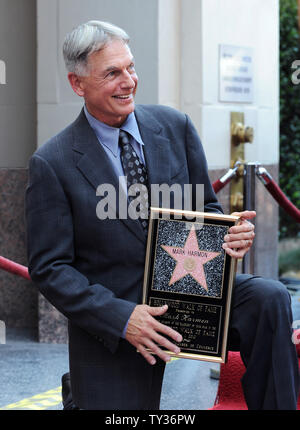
top-left (224, 231), bottom-right (255, 244)
top-left (147, 304), bottom-right (183, 342)
top-left (148, 304), bottom-right (169, 317)
top-left (223, 238), bottom-right (253, 250)
top-left (137, 344), bottom-right (157, 365)
top-left (143, 338), bottom-right (173, 363)
top-left (231, 210), bottom-right (256, 220)
top-left (125, 304), bottom-right (183, 365)
top-left (229, 221), bottom-right (255, 235)
top-left (154, 319), bottom-right (183, 343)
top-left (135, 329), bottom-right (180, 365)
top-left (151, 330), bottom-right (181, 353)
top-left (223, 247), bottom-right (249, 259)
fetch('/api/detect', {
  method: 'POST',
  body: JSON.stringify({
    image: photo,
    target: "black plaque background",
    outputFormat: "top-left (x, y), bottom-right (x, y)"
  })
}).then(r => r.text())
top-left (143, 209), bottom-right (238, 363)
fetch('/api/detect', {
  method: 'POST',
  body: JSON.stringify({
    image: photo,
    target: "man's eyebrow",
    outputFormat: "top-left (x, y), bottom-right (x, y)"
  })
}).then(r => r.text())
top-left (104, 65), bottom-right (118, 73)
top-left (103, 58), bottom-right (135, 74)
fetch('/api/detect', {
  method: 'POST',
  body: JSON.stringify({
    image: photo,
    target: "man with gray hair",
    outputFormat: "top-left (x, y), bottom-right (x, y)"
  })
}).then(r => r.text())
top-left (26, 20), bottom-right (299, 410)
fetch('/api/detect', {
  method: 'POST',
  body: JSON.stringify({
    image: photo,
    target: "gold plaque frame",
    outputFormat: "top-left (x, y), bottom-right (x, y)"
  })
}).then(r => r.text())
top-left (142, 207), bottom-right (239, 363)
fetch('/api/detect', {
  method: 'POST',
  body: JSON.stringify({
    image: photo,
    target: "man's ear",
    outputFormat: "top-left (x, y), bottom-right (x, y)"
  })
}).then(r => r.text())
top-left (68, 73), bottom-right (85, 97)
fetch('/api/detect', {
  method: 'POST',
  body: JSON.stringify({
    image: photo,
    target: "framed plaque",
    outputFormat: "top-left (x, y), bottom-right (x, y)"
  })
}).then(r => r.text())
top-left (142, 207), bottom-right (239, 363)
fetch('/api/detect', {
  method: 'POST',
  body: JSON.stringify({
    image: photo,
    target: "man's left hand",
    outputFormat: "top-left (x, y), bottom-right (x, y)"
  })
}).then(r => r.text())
top-left (222, 210), bottom-right (256, 259)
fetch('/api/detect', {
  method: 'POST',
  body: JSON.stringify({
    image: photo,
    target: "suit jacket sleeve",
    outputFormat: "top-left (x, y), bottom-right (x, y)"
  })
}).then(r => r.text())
top-left (25, 153), bottom-right (136, 353)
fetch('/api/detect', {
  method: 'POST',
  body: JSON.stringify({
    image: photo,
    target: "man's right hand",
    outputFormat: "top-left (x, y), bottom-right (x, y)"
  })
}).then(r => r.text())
top-left (125, 304), bottom-right (183, 365)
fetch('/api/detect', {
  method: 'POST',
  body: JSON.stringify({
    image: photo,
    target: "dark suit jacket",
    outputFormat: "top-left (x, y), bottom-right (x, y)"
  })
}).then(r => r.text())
top-left (25, 104), bottom-right (222, 409)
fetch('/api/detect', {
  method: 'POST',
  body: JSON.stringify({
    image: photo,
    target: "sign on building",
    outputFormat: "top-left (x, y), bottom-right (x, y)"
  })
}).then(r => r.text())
top-left (219, 45), bottom-right (253, 103)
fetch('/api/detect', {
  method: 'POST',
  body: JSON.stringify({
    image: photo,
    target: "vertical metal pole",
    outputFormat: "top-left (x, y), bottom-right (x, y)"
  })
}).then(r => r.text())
top-left (242, 162), bottom-right (257, 274)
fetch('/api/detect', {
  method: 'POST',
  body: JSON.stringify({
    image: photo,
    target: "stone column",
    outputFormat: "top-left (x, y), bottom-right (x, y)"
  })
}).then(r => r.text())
top-left (0, 0), bottom-right (37, 334)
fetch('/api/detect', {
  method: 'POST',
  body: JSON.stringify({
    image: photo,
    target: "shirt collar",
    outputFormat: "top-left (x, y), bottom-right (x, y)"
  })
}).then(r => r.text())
top-left (84, 105), bottom-right (143, 157)
top-left (120, 112), bottom-right (144, 146)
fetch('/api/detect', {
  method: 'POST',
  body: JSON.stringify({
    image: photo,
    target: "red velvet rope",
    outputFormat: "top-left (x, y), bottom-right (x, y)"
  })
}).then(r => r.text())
top-left (0, 256), bottom-right (31, 280)
top-left (212, 167), bottom-right (238, 194)
top-left (259, 173), bottom-right (300, 223)
top-left (212, 179), bottom-right (225, 194)
top-left (265, 180), bottom-right (300, 222)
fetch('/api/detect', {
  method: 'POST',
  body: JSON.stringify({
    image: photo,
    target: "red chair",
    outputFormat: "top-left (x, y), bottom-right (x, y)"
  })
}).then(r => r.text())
top-left (211, 330), bottom-right (300, 410)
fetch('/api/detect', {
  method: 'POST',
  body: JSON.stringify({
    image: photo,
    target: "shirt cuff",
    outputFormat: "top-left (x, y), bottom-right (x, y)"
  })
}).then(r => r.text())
top-left (122, 318), bottom-right (130, 338)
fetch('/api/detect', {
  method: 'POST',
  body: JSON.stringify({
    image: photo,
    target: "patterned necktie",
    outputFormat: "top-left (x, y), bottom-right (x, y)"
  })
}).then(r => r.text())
top-left (119, 130), bottom-right (149, 232)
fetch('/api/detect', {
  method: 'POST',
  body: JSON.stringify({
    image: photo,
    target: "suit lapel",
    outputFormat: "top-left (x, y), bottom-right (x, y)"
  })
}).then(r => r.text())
top-left (134, 106), bottom-right (171, 199)
top-left (72, 109), bottom-right (146, 243)
top-left (71, 107), bottom-right (171, 243)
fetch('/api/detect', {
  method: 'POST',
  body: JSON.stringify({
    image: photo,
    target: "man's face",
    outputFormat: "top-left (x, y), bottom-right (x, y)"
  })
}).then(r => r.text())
top-left (69, 39), bottom-right (138, 127)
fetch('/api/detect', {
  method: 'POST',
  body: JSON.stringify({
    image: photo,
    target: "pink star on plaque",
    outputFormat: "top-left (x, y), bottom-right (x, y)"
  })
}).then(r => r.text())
top-left (161, 225), bottom-right (221, 291)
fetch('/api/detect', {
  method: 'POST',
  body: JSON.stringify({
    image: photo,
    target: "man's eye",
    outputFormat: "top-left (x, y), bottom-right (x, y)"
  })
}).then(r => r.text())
top-left (105, 70), bottom-right (117, 79)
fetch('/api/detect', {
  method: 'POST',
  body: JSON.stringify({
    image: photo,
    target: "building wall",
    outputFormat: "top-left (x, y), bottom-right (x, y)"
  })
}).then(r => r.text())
top-left (180, 0), bottom-right (279, 169)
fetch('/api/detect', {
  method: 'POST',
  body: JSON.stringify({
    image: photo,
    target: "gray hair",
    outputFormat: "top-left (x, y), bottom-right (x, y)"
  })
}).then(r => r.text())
top-left (63, 20), bottom-right (130, 76)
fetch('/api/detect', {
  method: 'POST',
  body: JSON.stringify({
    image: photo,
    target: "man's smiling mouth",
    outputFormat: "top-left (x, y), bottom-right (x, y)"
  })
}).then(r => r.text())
top-left (113, 94), bottom-right (133, 99)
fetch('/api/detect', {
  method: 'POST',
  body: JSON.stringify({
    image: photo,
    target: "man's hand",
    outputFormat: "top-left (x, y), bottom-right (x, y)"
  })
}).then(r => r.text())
top-left (222, 210), bottom-right (256, 259)
top-left (125, 304), bottom-right (183, 365)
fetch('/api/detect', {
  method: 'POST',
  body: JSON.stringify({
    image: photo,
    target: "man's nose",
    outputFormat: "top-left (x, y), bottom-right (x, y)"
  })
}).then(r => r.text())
top-left (120, 70), bottom-right (136, 88)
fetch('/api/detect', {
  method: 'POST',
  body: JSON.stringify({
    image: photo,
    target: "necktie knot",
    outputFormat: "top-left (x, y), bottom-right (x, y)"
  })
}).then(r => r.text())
top-left (119, 130), bottom-right (130, 146)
